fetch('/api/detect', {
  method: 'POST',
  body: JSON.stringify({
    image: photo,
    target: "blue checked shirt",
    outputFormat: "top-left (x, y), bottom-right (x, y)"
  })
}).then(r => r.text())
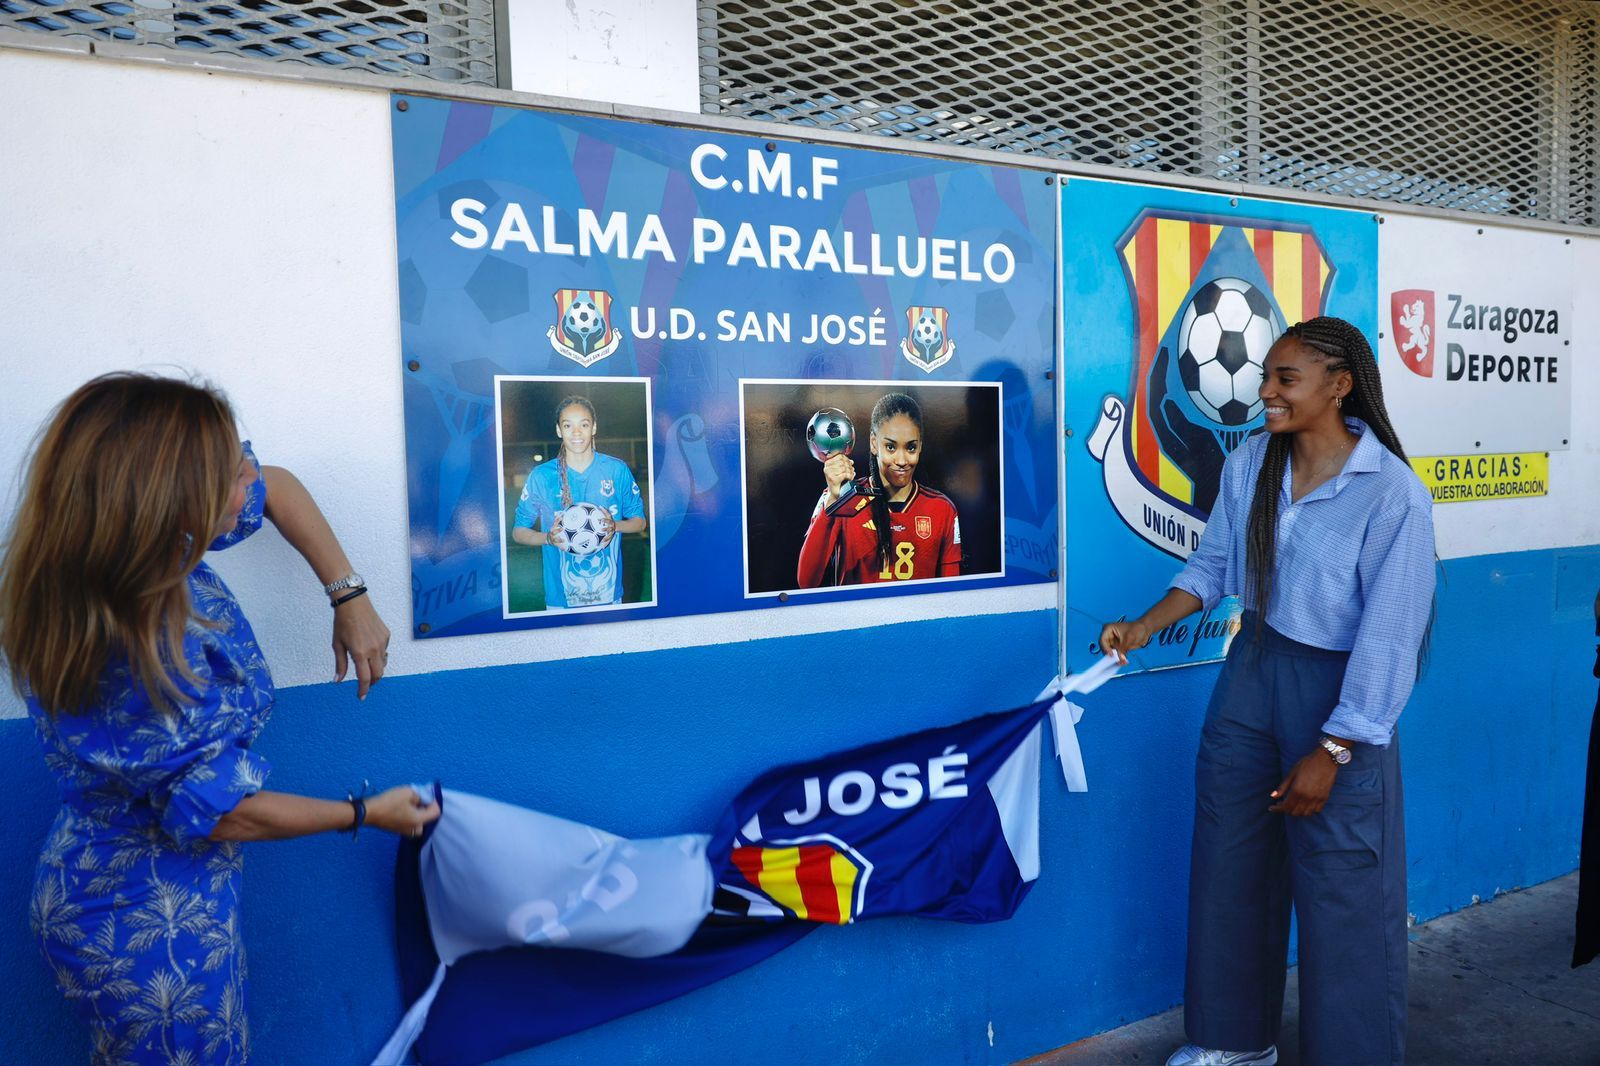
top-left (1172, 418), bottom-right (1436, 746)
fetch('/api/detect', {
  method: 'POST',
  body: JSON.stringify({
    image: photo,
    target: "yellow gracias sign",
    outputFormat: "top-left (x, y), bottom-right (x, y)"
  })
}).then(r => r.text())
top-left (1411, 453), bottom-right (1549, 504)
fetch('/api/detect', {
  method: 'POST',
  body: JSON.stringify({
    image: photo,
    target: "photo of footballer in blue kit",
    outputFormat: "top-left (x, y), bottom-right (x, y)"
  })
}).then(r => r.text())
top-left (497, 379), bottom-right (655, 615)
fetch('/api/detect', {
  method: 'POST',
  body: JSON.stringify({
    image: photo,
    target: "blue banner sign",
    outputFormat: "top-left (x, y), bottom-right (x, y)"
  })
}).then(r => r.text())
top-left (393, 96), bottom-right (1058, 637)
top-left (1060, 179), bottom-right (1377, 673)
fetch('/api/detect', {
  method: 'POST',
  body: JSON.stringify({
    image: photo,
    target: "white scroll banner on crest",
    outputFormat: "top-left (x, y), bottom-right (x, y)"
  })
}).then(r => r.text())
top-left (1085, 395), bottom-right (1205, 561)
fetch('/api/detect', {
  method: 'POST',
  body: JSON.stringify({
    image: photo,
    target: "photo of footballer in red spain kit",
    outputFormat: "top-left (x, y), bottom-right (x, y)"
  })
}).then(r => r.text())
top-left (797, 393), bottom-right (963, 587)
top-left (741, 380), bottom-right (1002, 598)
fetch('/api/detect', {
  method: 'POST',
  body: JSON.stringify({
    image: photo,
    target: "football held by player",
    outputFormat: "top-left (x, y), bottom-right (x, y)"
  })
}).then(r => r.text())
top-left (511, 395), bottom-right (647, 609)
top-left (797, 392), bottom-right (961, 588)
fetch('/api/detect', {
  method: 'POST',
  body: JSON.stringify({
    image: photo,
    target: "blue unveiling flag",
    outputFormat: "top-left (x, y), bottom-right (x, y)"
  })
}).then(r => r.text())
top-left (709, 698), bottom-right (1053, 925)
top-left (388, 834), bottom-right (810, 1065)
top-left (379, 681), bottom-right (1112, 1064)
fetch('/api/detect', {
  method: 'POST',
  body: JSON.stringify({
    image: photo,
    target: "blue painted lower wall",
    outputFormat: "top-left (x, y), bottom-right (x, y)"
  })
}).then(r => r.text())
top-left (2, 546), bottom-right (1595, 1063)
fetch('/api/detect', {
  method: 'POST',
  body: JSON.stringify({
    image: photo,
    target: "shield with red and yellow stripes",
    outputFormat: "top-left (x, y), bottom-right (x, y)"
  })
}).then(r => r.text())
top-left (728, 836), bottom-right (871, 924)
top-left (1116, 213), bottom-right (1333, 510)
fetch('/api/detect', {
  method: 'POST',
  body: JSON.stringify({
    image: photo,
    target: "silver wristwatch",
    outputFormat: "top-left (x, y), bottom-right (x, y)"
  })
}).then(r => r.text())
top-left (323, 572), bottom-right (366, 596)
top-left (1318, 736), bottom-right (1353, 766)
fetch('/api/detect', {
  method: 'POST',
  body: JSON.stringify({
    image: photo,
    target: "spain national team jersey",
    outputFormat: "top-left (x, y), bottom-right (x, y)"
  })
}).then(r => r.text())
top-left (513, 453), bottom-right (644, 609)
top-left (797, 480), bottom-right (961, 588)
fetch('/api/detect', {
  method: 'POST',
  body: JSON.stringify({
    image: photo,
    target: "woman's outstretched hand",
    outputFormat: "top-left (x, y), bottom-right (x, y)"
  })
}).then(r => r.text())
top-left (1269, 751), bottom-right (1339, 816)
top-left (366, 786), bottom-right (442, 838)
top-left (333, 595), bottom-right (391, 700)
top-left (1098, 619), bottom-right (1152, 664)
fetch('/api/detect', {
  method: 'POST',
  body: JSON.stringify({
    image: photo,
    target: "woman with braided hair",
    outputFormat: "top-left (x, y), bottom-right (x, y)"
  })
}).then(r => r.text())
top-left (511, 395), bottom-right (646, 609)
top-left (797, 391), bottom-right (961, 587)
top-left (1101, 316), bottom-right (1435, 1066)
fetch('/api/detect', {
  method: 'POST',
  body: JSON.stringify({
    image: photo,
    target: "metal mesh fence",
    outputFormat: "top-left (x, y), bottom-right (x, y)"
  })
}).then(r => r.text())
top-left (699, 0), bottom-right (1600, 229)
top-left (0, 0), bottom-right (497, 85)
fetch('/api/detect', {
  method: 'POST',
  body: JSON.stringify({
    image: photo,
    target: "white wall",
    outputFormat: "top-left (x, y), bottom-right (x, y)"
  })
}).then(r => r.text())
top-left (0, 44), bottom-right (1048, 719)
top-left (505, 0), bottom-right (699, 113)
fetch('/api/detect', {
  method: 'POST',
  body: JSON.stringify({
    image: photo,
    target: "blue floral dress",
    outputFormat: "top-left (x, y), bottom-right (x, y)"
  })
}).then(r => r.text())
top-left (29, 446), bottom-right (275, 1065)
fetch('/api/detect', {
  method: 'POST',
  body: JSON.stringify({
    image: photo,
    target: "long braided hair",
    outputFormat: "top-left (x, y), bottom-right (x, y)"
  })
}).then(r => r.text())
top-left (553, 395), bottom-right (597, 509)
top-left (867, 392), bottom-right (923, 572)
top-left (1243, 316), bottom-right (1432, 672)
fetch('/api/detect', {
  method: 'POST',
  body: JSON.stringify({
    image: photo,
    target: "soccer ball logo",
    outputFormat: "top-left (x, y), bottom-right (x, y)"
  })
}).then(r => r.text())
top-left (1176, 277), bottom-right (1283, 426)
top-left (549, 288), bottom-right (622, 368)
top-left (562, 296), bottom-right (606, 356)
top-left (912, 312), bottom-right (944, 357)
top-left (554, 501), bottom-right (610, 557)
top-left (900, 305), bottom-right (955, 373)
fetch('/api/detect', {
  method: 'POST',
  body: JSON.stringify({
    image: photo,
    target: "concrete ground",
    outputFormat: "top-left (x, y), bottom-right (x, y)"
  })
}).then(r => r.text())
top-left (1032, 872), bottom-right (1600, 1065)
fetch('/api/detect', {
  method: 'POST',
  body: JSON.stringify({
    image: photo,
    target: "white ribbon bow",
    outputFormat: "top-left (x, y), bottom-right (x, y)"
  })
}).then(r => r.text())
top-left (1035, 653), bottom-right (1123, 793)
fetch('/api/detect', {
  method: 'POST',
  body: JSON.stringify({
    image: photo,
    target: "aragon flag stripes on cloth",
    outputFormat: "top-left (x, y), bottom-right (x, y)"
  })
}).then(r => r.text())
top-left (376, 657), bottom-right (1119, 1065)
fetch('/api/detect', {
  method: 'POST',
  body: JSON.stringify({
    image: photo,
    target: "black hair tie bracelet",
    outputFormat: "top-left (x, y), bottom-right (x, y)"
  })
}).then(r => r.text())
top-left (345, 780), bottom-right (370, 838)
top-left (332, 587), bottom-right (369, 608)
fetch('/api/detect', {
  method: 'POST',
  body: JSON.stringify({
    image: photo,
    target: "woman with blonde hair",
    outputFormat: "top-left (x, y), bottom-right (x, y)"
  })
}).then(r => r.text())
top-left (1, 372), bottom-right (438, 1063)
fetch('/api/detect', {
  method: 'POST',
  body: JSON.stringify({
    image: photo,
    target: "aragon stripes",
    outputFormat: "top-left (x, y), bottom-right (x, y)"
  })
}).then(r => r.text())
top-left (730, 841), bottom-right (867, 924)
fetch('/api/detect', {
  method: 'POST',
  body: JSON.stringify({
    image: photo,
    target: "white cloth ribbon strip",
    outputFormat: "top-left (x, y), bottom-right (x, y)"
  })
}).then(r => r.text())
top-left (1036, 653), bottom-right (1123, 793)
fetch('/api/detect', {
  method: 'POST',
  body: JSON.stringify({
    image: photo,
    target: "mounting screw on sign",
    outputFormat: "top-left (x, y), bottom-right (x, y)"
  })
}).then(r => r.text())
top-left (397, 100), bottom-right (409, 112)
top-left (1045, 176), bottom-right (1055, 185)
top-left (1229, 197), bottom-right (1238, 207)
top-left (418, 623), bottom-right (431, 635)
top-left (1049, 569), bottom-right (1058, 578)
top-left (1044, 370), bottom-right (1054, 380)
top-left (765, 142), bottom-right (776, 152)
top-left (1065, 427), bottom-right (1074, 438)
top-left (778, 592), bottom-right (789, 603)
top-left (407, 360), bottom-right (420, 372)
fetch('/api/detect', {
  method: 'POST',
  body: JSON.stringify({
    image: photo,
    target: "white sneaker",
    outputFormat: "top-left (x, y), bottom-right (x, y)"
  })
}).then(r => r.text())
top-left (1165, 1045), bottom-right (1278, 1066)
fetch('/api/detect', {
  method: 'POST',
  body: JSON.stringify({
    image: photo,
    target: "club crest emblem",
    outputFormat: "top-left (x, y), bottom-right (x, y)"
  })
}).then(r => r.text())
top-left (1389, 289), bottom-right (1435, 377)
top-left (726, 836), bottom-right (872, 924)
top-left (900, 306), bottom-right (955, 373)
top-left (601, 478), bottom-right (615, 497)
top-left (915, 515), bottom-right (933, 540)
top-left (1086, 211), bottom-right (1331, 560)
top-left (549, 288), bottom-right (623, 368)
